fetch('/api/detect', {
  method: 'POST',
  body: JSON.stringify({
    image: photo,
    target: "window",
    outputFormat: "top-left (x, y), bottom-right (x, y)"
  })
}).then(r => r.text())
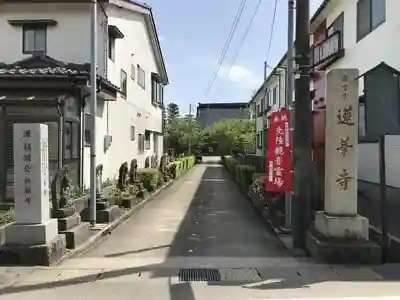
top-left (108, 35), bottom-right (115, 61)
top-left (131, 64), bottom-right (135, 80)
top-left (144, 130), bottom-right (151, 150)
top-left (327, 12), bottom-right (344, 48)
top-left (357, 0), bottom-right (386, 41)
top-left (151, 76), bottom-right (164, 105)
top-left (84, 114), bottom-right (93, 146)
top-left (130, 126), bottom-right (135, 141)
top-left (272, 87), bottom-right (277, 106)
top-left (138, 134), bottom-right (144, 153)
top-left (257, 104), bottom-right (261, 117)
top-left (359, 101), bottom-right (366, 139)
top-left (137, 65), bottom-right (146, 89)
top-left (268, 90), bottom-right (272, 106)
top-left (64, 121), bottom-right (79, 159)
top-left (120, 69), bottom-right (127, 97)
top-left (23, 24), bottom-right (46, 54)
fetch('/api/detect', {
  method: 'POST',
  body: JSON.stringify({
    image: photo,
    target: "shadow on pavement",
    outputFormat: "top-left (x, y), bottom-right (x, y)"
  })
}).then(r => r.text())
top-left (104, 244), bottom-right (171, 258)
top-left (1, 165), bottom-right (400, 297)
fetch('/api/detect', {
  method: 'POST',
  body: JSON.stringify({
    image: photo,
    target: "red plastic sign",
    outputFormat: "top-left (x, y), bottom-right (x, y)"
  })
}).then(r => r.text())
top-left (265, 108), bottom-right (293, 192)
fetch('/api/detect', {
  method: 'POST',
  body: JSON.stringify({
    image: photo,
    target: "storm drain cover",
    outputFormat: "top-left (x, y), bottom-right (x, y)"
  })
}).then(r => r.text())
top-left (178, 268), bottom-right (221, 282)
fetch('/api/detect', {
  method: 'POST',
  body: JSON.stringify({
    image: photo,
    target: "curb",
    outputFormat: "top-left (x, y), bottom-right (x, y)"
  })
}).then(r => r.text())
top-left (57, 166), bottom-right (196, 265)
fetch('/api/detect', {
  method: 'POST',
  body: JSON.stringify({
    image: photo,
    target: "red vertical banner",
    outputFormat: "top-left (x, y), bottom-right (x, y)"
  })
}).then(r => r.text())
top-left (265, 108), bottom-right (293, 192)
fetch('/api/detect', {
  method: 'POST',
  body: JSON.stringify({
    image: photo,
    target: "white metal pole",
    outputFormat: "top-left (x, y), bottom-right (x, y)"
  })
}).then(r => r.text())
top-left (90, 0), bottom-right (98, 226)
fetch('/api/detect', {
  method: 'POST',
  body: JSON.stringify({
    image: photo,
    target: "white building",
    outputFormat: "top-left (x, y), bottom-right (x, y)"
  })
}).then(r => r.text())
top-left (249, 57), bottom-right (287, 157)
top-left (310, 0), bottom-right (400, 187)
top-left (0, 0), bottom-right (168, 203)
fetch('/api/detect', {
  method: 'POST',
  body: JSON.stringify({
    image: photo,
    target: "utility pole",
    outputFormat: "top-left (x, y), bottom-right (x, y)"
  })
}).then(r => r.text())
top-left (284, 0), bottom-right (295, 231)
top-left (89, 0), bottom-right (98, 226)
top-left (292, 0), bottom-right (312, 249)
top-left (188, 103), bottom-right (192, 155)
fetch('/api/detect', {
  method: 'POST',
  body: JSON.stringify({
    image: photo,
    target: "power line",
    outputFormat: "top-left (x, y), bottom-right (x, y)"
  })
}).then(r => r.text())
top-left (204, 0), bottom-right (247, 98)
top-left (265, 0), bottom-right (278, 66)
top-left (212, 0), bottom-right (263, 100)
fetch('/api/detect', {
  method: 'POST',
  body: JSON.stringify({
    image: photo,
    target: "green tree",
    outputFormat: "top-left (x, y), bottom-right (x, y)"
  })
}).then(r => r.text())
top-left (166, 117), bottom-right (204, 155)
top-left (204, 119), bottom-right (255, 155)
top-left (167, 102), bottom-right (180, 124)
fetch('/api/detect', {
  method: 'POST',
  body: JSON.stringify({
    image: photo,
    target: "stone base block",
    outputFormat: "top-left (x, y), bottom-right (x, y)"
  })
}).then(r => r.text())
top-left (306, 227), bottom-right (382, 264)
top-left (0, 234), bottom-right (66, 266)
top-left (315, 211), bottom-right (369, 240)
top-left (122, 197), bottom-right (138, 209)
top-left (58, 214), bottom-right (81, 231)
top-left (96, 201), bottom-right (110, 210)
top-left (6, 219), bottom-right (58, 246)
top-left (60, 222), bottom-right (91, 249)
top-left (81, 205), bottom-right (120, 223)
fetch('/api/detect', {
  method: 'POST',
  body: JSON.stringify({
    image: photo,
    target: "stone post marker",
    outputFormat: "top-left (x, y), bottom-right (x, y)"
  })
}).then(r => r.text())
top-left (3, 124), bottom-right (66, 266)
top-left (306, 69), bottom-right (381, 264)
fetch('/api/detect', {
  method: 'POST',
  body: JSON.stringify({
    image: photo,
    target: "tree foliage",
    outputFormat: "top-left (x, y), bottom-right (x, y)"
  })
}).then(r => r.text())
top-left (204, 119), bottom-right (255, 155)
top-left (166, 116), bottom-right (203, 155)
top-left (167, 103), bottom-right (179, 124)
top-left (164, 103), bottom-right (254, 156)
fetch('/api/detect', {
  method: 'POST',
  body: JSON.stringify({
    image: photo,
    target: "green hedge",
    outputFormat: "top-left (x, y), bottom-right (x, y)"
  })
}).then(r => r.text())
top-left (137, 168), bottom-right (162, 192)
top-left (223, 155), bottom-right (255, 191)
top-left (167, 156), bottom-right (196, 179)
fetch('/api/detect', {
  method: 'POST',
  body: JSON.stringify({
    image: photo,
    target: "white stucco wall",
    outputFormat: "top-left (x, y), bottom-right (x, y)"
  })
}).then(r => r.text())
top-left (317, 0), bottom-right (400, 187)
top-left (252, 57), bottom-right (288, 157)
top-left (324, 0), bottom-right (400, 94)
top-left (82, 5), bottom-right (164, 186)
top-left (0, 3), bottom-right (107, 76)
top-left (0, 2), bottom-right (164, 187)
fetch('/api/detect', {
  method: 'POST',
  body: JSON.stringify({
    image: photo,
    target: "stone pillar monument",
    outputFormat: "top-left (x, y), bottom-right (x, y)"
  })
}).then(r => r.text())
top-left (306, 69), bottom-right (381, 264)
top-left (3, 124), bottom-right (66, 265)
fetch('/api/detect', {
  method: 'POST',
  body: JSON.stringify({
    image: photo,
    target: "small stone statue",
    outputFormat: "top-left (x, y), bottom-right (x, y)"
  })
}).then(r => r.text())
top-left (96, 164), bottom-right (103, 200)
top-left (151, 155), bottom-right (158, 168)
top-left (159, 155), bottom-right (167, 173)
top-left (144, 157), bottom-right (150, 168)
top-left (128, 159), bottom-right (138, 184)
top-left (117, 162), bottom-right (129, 190)
top-left (51, 167), bottom-right (75, 218)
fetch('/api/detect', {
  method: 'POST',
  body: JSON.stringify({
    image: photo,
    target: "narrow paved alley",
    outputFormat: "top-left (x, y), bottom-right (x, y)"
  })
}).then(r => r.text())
top-left (0, 159), bottom-right (397, 300)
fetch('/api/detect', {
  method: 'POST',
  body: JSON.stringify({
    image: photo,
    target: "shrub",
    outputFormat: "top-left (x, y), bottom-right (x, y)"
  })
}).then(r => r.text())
top-left (236, 164), bottom-right (255, 190)
top-left (223, 155), bottom-right (239, 177)
top-left (138, 168), bottom-right (161, 192)
top-left (166, 156), bottom-right (195, 178)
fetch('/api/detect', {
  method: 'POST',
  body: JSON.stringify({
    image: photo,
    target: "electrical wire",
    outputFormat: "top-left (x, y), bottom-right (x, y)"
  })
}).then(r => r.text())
top-left (203, 0), bottom-right (247, 98)
top-left (265, 0), bottom-right (279, 68)
top-left (211, 0), bottom-right (263, 100)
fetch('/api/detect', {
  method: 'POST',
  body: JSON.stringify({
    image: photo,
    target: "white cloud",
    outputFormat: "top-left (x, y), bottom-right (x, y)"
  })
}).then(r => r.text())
top-left (218, 64), bottom-right (261, 89)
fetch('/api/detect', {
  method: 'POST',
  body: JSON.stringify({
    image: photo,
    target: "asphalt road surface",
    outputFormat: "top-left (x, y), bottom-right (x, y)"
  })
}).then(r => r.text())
top-left (0, 162), bottom-right (393, 300)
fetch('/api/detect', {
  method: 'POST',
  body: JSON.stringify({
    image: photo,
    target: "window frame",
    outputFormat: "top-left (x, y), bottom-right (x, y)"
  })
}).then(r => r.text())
top-left (120, 69), bottom-right (127, 98)
top-left (357, 0), bottom-right (386, 42)
top-left (130, 125), bottom-right (135, 141)
top-left (84, 113), bottom-right (93, 147)
top-left (138, 133), bottom-right (145, 153)
top-left (327, 12), bottom-right (344, 49)
top-left (137, 65), bottom-right (146, 89)
top-left (131, 64), bottom-right (135, 80)
top-left (22, 24), bottom-right (47, 54)
top-left (108, 35), bottom-right (115, 61)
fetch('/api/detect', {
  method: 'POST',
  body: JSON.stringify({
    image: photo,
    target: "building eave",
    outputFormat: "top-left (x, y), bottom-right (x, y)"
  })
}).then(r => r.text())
top-left (109, 0), bottom-right (169, 85)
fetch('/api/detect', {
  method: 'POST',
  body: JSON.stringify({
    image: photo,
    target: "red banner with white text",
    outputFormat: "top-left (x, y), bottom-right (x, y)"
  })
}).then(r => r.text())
top-left (265, 108), bottom-right (293, 192)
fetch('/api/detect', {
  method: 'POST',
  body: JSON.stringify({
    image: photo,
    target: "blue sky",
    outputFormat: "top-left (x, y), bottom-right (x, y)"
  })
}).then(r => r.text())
top-left (148, 0), bottom-right (323, 114)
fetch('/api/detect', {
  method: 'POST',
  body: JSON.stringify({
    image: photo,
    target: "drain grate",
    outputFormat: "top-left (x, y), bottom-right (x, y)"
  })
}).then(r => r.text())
top-left (178, 268), bottom-right (221, 282)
